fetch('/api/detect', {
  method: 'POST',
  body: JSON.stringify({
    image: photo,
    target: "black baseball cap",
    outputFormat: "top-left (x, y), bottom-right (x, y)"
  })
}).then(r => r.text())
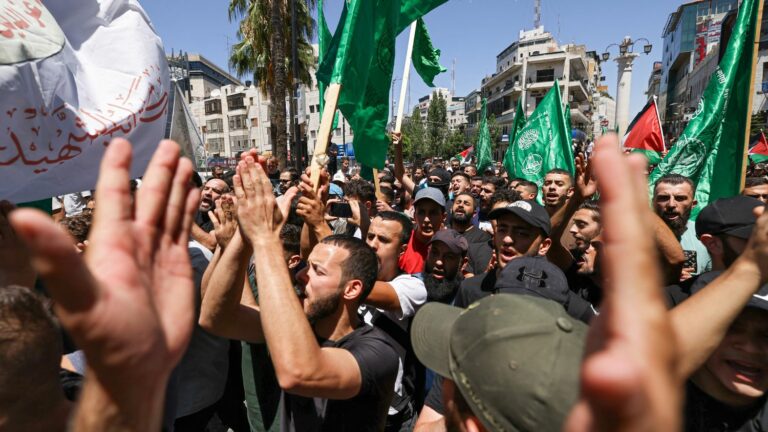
top-left (429, 229), bottom-right (468, 255)
top-left (487, 200), bottom-right (552, 237)
top-left (675, 270), bottom-right (768, 313)
top-left (695, 196), bottom-right (763, 239)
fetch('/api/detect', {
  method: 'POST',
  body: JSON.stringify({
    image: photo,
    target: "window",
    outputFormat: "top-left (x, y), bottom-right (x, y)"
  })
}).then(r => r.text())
top-left (227, 94), bottom-right (246, 110)
top-left (204, 99), bottom-right (222, 115)
top-left (251, 118), bottom-right (258, 127)
top-left (207, 137), bottom-right (224, 152)
top-left (229, 115), bottom-right (247, 130)
top-left (310, 130), bottom-right (317, 138)
top-left (534, 95), bottom-right (545, 108)
top-left (536, 69), bottom-right (555, 83)
top-left (334, 128), bottom-right (341, 137)
top-left (230, 135), bottom-right (249, 152)
top-left (206, 118), bottom-right (223, 133)
top-left (310, 105), bottom-right (315, 113)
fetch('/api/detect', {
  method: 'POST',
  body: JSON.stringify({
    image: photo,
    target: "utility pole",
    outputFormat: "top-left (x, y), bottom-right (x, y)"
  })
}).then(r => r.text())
top-left (534, 0), bottom-right (541, 28)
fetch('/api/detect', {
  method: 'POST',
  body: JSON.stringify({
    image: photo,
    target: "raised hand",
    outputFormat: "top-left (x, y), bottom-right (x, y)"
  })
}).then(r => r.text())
top-left (209, 194), bottom-right (238, 249)
top-left (575, 153), bottom-right (597, 200)
top-left (565, 134), bottom-right (681, 432)
top-left (234, 156), bottom-right (283, 246)
top-left (10, 139), bottom-right (200, 431)
top-left (0, 200), bottom-right (35, 288)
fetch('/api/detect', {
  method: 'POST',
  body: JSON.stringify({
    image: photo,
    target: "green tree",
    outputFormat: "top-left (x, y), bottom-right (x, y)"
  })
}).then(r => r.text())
top-left (427, 91), bottom-right (448, 151)
top-left (487, 113), bottom-right (501, 145)
top-left (401, 106), bottom-right (427, 160)
top-left (228, 0), bottom-right (316, 169)
top-left (441, 129), bottom-right (466, 159)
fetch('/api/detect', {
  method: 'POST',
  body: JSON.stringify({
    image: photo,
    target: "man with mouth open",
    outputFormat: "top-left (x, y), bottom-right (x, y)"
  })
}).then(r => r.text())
top-left (542, 169), bottom-right (574, 217)
top-left (653, 173), bottom-right (712, 278)
top-left (399, 188), bottom-right (447, 275)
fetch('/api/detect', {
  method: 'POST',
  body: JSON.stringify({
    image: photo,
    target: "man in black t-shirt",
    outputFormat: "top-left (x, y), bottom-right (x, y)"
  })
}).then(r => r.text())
top-left (450, 192), bottom-right (491, 275)
top-left (231, 161), bottom-right (399, 432)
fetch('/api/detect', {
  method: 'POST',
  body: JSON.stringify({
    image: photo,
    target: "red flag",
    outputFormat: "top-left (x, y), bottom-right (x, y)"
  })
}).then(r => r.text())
top-left (749, 132), bottom-right (768, 163)
top-left (623, 97), bottom-right (666, 164)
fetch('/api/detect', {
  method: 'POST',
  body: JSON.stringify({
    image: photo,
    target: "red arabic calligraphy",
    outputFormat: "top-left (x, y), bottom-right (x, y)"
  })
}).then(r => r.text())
top-left (1, 0), bottom-right (46, 40)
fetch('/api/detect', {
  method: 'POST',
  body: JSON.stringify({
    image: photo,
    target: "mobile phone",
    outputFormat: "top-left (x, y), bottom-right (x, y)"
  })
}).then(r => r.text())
top-left (683, 250), bottom-right (697, 270)
top-left (329, 202), bottom-right (353, 218)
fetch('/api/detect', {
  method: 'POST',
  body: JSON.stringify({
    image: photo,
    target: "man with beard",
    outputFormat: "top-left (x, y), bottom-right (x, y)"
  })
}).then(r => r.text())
top-left (463, 165), bottom-right (478, 177)
top-left (653, 174), bottom-right (711, 277)
top-left (400, 188), bottom-right (447, 275)
top-left (469, 176), bottom-right (483, 200)
top-left (454, 200), bottom-right (552, 308)
top-left (477, 176), bottom-right (506, 232)
top-left (542, 169), bottom-right (574, 217)
top-left (278, 169), bottom-right (299, 196)
top-left (191, 177), bottom-right (231, 250)
top-left (363, 211), bottom-right (427, 431)
top-left (450, 193), bottom-right (492, 276)
top-left (449, 157), bottom-right (461, 173)
top-left (227, 157), bottom-right (399, 432)
top-left (423, 229), bottom-right (468, 304)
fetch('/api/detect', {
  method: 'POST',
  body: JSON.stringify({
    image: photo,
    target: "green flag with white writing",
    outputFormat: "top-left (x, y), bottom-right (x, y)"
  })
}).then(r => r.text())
top-left (412, 18), bottom-right (446, 87)
top-left (502, 98), bottom-right (526, 175)
top-left (476, 98), bottom-right (493, 173)
top-left (511, 81), bottom-right (573, 194)
top-left (649, 0), bottom-right (760, 218)
top-left (317, 0), bottom-right (339, 131)
top-left (317, 0), bottom-right (447, 169)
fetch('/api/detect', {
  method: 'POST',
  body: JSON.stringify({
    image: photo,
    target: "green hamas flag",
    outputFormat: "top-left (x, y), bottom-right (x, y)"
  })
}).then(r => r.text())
top-left (649, 0), bottom-right (760, 218)
top-left (317, 0), bottom-right (338, 131)
top-left (502, 97), bottom-right (527, 175)
top-left (316, 0), bottom-right (447, 170)
top-left (412, 18), bottom-right (446, 87)
top-left (564, 103), bottom-right (571, 140)
top-left (476, 98), bottom-right (493, 173)
top-left (511, 81), bottom-right (573, 194)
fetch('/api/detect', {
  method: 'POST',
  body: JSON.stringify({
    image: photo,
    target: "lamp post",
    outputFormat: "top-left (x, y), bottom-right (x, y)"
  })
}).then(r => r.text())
top-left (602, 37), bottom-right (652, 136)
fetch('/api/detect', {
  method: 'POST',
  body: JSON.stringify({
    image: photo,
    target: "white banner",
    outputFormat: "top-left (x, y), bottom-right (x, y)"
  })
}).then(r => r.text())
top-left (0, 0), bottom-right (169, 203)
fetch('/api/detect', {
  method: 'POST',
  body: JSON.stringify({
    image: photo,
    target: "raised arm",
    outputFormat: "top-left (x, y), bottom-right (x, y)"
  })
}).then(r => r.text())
top-left (393, 132), bottom-right (416, 196)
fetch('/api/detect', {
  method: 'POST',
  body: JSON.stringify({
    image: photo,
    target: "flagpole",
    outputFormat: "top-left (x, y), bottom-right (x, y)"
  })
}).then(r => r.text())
top-left (394, 21), bottom-right (417, 134)
top-left (372, 168), bottom-right (384, 201)
top-left (311, 83), bottom-right (341, 192)
top-left (741, 0), bottom-right (765, 190)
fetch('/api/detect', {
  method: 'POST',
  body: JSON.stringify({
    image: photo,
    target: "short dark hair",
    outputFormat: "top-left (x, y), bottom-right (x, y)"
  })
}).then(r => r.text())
top-left (545, 169), bottom-right (574, 184)
top-left (380, 173), bottom-right (396, 186)
top-left (0, 285), bottom-right (62, 401)
top-left (344, 179), bottom-right (376, 205)
top-left (654, 173), bottom-right (695, 195)
top-left (375, 211), bottom-right (413, 246)
top-left (451, 171), bottom-right (471, 183)
top-left (380, 185), bottom-right (395, 203)
top-left (578, 199), bottom-right (601, 223)
top-left (280, 224), bottom-right (302, 257)
top-left (321, 235), bottom-right (379, 302)
top-left (483, 176), bottom-right (506, 190)
top-left (491, 189), bottom-right (522, 207)
top-left (470, 175), bottom-right (483, 182)
top-left (515, 179), bottom-right (538, 195)
top-left (454, 192), bottom-right (477, 211)
top-left (340, 156), bottom-right (350, 163)
top-left (744, 176), bottom-right (768, 189)
top-left (284, 168), bottom-right (300, 182)
top-left (59, 213), bottom-right (92, 244)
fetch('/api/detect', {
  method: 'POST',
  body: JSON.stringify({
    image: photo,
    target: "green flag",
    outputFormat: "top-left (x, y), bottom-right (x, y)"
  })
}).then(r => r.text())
top-left (317, 0), bottom-right (339, 131)
top-left (564, 103), bottom-right (571, 140)
top-left (502, 98), bottom-right (527, 176)
top-left (510, 81), bottom-right (573, 196)
top-left (476, 98), bottom-right (493, 173)
top-left (648, 0), bottom-right (760, 218)
top-left (412, 18), bottom-right (446, 87)
top-left (316, 0), bottom-right (447, 169)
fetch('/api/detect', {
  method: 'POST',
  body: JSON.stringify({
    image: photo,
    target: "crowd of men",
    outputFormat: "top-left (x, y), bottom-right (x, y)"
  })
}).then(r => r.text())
top-left (2, 132), bottom-right (768, 432)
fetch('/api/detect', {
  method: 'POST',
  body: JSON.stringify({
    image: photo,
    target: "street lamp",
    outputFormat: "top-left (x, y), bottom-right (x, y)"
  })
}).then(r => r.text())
top-left (602, 36), bottom-right (653, 137)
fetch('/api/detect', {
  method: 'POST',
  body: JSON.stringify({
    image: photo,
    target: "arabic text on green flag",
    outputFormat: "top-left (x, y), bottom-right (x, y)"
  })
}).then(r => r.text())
top-left (648, 0), bottom-right (760, 218)
top-left (476, 98), bottom-right (493, 173)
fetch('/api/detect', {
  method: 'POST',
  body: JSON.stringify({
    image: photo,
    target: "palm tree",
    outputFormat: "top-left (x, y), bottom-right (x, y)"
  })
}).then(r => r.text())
top-left (228, 0), bottom-right (316, 169)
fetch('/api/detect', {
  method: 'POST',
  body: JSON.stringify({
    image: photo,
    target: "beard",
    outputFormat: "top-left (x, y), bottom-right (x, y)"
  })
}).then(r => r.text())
top-left (305, 290), bottom-right (342, 326)
top-left (424, 274), bottom-right (462, 304)
top-left (452, 210), bottom-right (472, 225)
top-left (662, 207), bottom-right (692, 237)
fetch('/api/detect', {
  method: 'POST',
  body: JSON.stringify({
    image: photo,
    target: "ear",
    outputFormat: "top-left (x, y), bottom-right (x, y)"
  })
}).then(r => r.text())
top-left (287, 255), bottom-right (302, 270)
top-left (699, 234), bottom-right (722, 257)
top-left (400, 241), bottom-right (408, 257)
top-left (342, 279), bottom-right (365, 302)
top-left (567, 187), bottom-right (575, 198)
top-left (537, 237), bottom-right (553, 256)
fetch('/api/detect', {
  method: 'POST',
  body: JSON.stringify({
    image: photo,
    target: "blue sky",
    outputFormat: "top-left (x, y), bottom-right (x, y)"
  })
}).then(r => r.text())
top-left (142, 0), bottom-right (675, 117)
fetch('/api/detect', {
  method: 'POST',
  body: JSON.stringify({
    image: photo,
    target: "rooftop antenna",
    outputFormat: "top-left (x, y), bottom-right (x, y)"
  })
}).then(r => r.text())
top-left (534, 0), bottom-right (541, 29)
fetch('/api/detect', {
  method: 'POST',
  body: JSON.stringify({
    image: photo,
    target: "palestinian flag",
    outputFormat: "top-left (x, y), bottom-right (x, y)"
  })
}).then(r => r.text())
top-left (455, 146), bottom-right (473, 164)
top-left (749, 132), bottom-right (768, 163)
top-left (623, 97), bottom-right (666, 164)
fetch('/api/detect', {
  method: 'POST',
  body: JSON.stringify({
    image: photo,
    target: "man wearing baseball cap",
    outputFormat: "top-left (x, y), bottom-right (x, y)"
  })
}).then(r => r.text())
top-left (423, 229), bottom-right (469, 304)
top-left (454, 199), bottom-right (552, 308)
top-left (411, 294), bottom-right (587, 431)
top-left (399, 188), bottom-right (447, 275)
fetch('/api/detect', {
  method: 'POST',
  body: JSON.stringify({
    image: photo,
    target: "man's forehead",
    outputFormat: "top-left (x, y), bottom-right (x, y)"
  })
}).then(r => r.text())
top-left (745, 184), bottom-right (768, 192)
top-left (545, 173), bottom-right (570, 182)
top-left (205, 179), bottom-right (227, 189)
top-left (370, 217), bottom-right (402, 236)
top-left (574, 208), bottom-right (598, 221)
top-left (655, 182), bottom-right (693, 196)
top-left (309, 243), bottom-right (349, 266)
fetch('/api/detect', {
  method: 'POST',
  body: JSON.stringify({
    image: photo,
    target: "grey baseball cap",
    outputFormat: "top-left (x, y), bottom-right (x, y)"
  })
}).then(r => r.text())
top-left (414, 187), bottom-right (446, 209)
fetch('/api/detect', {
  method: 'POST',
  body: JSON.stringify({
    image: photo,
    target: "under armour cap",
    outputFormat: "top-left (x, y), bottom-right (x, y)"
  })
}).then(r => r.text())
top-left (429, 229), bottom-right (468, 255)
top-left (696, 196), bottom-right (763, 239)
top-left (412, 294), bottom-right (586, 432)
top-left (487, 200), bottom-right (551, 236)
top-left (413, 187), bottom-right (446, 209)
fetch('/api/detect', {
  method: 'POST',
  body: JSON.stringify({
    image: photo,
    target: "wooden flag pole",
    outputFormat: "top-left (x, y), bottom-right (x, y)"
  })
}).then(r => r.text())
top-left (373, 168), bottom-right (384, 201)
top-left (311, 83), bottom-right (341, 192)
top-left (395, 21), bottom-right (418, 134)
top-left (741, 0), bottom-right (765, 190)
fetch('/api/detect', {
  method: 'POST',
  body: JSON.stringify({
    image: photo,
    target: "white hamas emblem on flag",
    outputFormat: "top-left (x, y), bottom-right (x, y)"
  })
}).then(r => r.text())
top-left (521, 154), bottom-right (544, 176)
top-left (692, 99), bottom-right (704, 120)
top-left (517, 129), bottom-right (539, 150)
top-left (667, 136), bottom-right (706, 176)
